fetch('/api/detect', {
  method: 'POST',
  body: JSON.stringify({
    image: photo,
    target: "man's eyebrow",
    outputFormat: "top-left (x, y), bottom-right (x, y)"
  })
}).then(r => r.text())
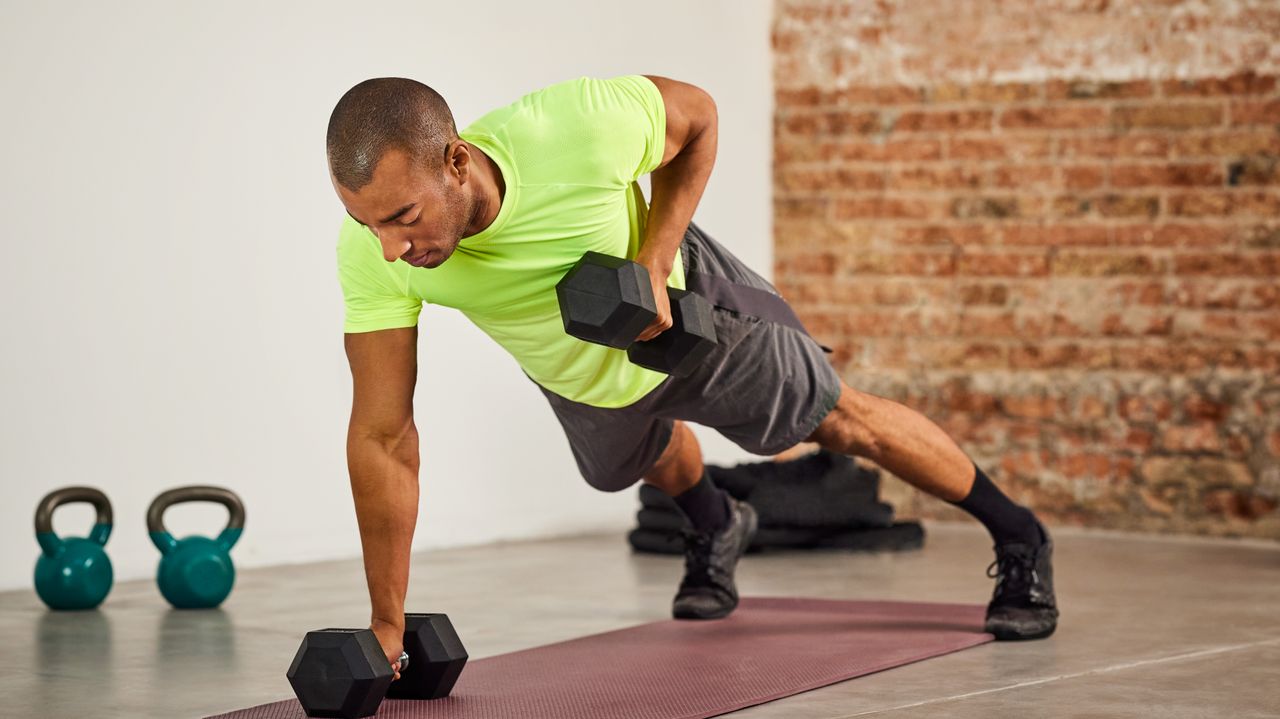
top-left (378, 203), bottom-right (416, 224)
top-left (346, 204), bottom-right (416, 227)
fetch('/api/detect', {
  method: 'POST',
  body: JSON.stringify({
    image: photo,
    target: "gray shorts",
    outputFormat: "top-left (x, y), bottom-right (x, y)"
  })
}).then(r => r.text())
top-left (537, 222), bottom-right (842, 493)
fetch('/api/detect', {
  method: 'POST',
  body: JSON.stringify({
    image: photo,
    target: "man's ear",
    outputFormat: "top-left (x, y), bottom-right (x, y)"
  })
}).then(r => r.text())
top-left (445, 139), bottom-right (469, 180)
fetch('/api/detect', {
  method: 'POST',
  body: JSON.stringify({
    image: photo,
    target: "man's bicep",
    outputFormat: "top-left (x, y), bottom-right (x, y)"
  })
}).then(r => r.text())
top-left (641, 75), bottom-right (717, 172)
top-left (344, 327), bottom-right (418, 440)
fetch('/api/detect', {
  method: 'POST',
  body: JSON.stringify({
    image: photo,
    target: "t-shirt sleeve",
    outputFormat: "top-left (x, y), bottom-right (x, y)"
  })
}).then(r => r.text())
top-left (336, 218), bottom-right (422, 333)
top-left (586, 75), bottom-right (667, 184)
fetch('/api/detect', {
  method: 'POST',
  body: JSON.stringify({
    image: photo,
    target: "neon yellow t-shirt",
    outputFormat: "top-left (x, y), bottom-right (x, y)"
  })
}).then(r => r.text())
top-left (336, 75), bottom-right (685, 408)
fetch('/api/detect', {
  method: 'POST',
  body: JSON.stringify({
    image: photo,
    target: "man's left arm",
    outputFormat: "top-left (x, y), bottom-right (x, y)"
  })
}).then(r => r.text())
top-left (634, 74), bottom-right (718, 342)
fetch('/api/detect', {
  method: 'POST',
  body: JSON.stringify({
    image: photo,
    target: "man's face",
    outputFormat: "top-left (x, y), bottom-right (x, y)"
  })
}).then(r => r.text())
top-left (333, 147), bottom-right (471, 269)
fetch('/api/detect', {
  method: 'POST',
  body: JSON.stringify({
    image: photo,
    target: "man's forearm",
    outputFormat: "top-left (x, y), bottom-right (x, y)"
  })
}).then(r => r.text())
top-left (347, 432), bottom-right (420, 627)
top-left (636, 120), bottom-right (718, 276)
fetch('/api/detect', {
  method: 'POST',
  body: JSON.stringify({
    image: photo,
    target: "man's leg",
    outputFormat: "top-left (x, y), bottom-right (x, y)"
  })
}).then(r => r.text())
top-left (644, 421), bottom-right (725, 530)
top-left (641, 221), bottom-right (1055, 636)
top-left (805, 380), bottom-right (1058, 639)
top-left (644, 421), bottom-right (757, 620)
top-left (805, 381), bottom-right (1039, 542)
top-left (531, 365), bottom-right (755, 621)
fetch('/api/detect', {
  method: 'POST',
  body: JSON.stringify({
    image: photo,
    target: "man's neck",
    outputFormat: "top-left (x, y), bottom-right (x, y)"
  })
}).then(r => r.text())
top-left (465, 142), bottom-right (505, 237)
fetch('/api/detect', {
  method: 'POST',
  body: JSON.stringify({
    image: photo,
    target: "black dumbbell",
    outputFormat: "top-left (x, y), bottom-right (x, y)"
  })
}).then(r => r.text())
top-left (287, 613), bottom-right (467, 718)
top-left (386, 614), bottom-right (467, 700)
top-left (556, 251), bottom-right (717, 376)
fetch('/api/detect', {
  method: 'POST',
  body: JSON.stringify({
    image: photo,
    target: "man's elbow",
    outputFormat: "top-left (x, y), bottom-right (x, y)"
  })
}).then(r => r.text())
top-left (677, 85), bottom-right (717, 152)
top-left (349, 420), bottom-right (421, 462)
top-left (691, 85), bottom-right (717, 136)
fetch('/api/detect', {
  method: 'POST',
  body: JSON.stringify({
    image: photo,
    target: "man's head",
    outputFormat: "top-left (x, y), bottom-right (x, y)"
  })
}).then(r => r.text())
top-left (327, 78), bottom-right (476, 268)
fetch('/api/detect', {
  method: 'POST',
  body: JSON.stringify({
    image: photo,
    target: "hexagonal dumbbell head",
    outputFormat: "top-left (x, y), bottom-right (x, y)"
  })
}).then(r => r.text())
top-left (628, 288), bottom-right (718, 376)
top-left (286, 629), bottom-right (393, 719)
top-left (386, 613), bottom-right (468, 700)
top-left (556, 252), bottom-right (657, 349)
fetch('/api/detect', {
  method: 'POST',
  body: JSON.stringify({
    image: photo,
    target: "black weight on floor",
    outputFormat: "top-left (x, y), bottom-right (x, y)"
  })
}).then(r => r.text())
top-left (386, 613), bottom-right (468, 700)
top-left (288, 613), bottom-right (466, 718)
top-left (286, 629), bottom-right (392, 719)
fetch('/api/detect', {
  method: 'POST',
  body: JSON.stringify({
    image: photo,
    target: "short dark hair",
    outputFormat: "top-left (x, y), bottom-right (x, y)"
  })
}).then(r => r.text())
top-left (326, 77), bottom-right (458, 191)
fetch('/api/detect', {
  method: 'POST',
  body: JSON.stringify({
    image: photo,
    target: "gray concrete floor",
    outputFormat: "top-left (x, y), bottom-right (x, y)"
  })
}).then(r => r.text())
top-left (3, 522), bottom-right (1279, 718)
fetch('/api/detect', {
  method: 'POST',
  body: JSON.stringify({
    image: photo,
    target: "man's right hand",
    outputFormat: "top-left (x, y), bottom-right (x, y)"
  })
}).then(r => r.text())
top-left (370, 618), bottom-right (406, 681)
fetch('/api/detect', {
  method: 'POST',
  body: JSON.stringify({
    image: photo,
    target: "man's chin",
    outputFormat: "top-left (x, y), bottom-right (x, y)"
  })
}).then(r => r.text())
top-left (422, 248), bottom-right (456, 269)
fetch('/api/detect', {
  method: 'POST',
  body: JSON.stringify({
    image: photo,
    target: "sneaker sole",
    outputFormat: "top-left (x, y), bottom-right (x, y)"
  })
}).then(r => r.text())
top-left (987, 622), bottom-right (1058, 641)
top-left (673, 601), bottom-right (738, 620)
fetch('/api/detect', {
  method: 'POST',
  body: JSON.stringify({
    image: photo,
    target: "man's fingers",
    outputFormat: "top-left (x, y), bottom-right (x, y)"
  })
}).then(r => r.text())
top-left (636, 316), bottom-right (673, 342)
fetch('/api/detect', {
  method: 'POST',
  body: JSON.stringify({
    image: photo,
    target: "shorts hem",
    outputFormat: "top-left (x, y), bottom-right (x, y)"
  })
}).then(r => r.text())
top-left (757, 373), bottom-right (842, 456)
top-left (634, 420), bottom-right (676, 484)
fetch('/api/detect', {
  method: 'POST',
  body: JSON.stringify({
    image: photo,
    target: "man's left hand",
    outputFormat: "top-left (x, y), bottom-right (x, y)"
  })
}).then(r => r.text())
top-left (634, 257), bottom-right (673, 343)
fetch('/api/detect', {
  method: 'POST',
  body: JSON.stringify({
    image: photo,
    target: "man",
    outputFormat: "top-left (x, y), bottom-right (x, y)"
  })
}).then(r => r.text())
top-left (326, 74), bottom-right (1059, 677)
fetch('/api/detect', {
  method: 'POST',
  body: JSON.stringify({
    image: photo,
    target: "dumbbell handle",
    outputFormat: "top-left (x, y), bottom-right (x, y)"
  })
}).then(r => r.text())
top-left (605, 260), bottom-right (698, 347)
top-left (397, 651), bottom-right (409, 671)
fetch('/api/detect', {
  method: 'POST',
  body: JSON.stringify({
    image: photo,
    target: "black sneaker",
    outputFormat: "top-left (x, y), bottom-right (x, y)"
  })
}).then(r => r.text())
top-left (672, 499), bottom-right (758, 620)
top-left (985, 521), bottom-right (1059, 640)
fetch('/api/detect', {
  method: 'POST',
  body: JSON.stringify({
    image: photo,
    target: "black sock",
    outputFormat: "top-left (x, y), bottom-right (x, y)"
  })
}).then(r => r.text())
top-left (671, 472), bottom-right (731, 532)
top-left (952, 465), bottom-right (1043, 546)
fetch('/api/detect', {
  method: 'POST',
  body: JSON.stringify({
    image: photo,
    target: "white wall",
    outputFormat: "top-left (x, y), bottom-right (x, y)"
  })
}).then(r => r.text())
top-left (0, 1), bottom-right (774, 592)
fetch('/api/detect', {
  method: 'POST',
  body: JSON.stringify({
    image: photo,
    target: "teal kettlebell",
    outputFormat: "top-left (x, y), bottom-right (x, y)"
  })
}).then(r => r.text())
top-left (147, 486), bottom-right (245, 609)
top-left (34, 487), bottom-right (115, 610)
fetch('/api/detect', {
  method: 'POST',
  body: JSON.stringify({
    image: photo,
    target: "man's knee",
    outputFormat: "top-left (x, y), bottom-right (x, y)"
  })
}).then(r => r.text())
top-left (806, 384), bottom-right (884, 460)
top-left (642, 422), bottom-right (703, 496)
top-left (571, 421), bottom-right (676, 493)
top-left (577, 450), bottom-right (648, 492)
top-left (582, 468), bottom-right (645, 493)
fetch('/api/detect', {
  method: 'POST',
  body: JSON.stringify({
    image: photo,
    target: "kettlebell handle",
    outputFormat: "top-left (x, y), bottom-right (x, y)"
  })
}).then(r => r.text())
top-left (147, 486), bottom-right (245, 554)
top-left (34, 486), bottom-right (114, 555)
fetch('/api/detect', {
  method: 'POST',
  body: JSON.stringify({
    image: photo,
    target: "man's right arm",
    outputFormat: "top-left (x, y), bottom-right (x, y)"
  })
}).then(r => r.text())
top-left (344, 326), bottom-right (420, 669)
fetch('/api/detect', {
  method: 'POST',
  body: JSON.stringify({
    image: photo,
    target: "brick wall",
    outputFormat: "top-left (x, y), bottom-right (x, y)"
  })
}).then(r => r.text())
top-left (772, 0), bottom-right (1280, 538)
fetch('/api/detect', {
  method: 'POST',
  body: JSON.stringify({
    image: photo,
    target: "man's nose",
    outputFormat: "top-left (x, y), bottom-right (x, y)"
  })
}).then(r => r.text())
top-left (377, 228), bottom-right (412, 263)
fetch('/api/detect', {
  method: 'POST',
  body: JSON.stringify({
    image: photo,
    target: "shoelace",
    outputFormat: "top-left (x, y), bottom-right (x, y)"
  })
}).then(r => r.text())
top-left (680, 530), bottom-right (728, 590)
top-left (986, 546), bottom-right (1040, 604)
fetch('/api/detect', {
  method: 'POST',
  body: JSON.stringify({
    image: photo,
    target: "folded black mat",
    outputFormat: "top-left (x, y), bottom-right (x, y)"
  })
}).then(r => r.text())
top-left (705, 450), bottom-right (879, 501)
top-left (639, 451), bottom-right (892, 529)
top-left (627, 522), bottom-right (926, 555)
top-left (637, 507), bottom-right (690, 533)
top-left (637, 501), bottom-right (895, 534)
top-left (629, 450), bottom-right (926, 555)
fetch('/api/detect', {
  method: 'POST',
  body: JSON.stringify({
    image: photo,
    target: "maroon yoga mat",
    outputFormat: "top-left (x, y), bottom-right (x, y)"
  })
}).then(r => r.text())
top-left (207, 597), bottom-right (992, 719)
